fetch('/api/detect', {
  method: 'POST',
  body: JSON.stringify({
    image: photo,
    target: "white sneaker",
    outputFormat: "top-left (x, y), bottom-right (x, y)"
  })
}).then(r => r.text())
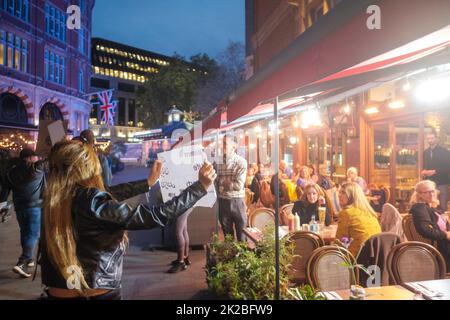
top-left (12, 263), bottom-right (31, 278)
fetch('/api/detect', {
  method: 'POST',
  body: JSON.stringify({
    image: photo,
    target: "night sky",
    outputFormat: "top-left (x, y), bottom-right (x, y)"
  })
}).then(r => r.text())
top-left (92, 0), bottom-right (245, 60)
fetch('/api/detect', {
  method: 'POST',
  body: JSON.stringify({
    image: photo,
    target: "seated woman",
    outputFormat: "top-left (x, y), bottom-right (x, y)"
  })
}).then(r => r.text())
top-left (292, 184), bottom-right (332, 226)
top-left (336, 182), bottom-right (381, 257)
top-left (346, 167), bottom-right (369, 195)
top-left (295, 165), bottom-right (315, 191)
top-left (410, 180), bottom-right (450, 271)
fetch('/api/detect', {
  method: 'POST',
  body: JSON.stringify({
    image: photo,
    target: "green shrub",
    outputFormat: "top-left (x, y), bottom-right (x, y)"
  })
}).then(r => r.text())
top-left (205, 225), bottom-right (299, 300)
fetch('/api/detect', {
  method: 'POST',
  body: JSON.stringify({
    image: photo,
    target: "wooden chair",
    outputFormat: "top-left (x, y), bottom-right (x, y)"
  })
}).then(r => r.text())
top-left (356, 232), bottom-right (402, 287)
top-left (387, 241), bottom-right (446, 285)
top-left (402, 214), bottom-right (436, 247)
top-left (306, 245), bottom-right (358, 291)
top-left (325, 187), bottom-right (341, 219)
top-left (279, 203), bottom-right (294, 226)
top-left (248, 208), bottom-right (275, 231)
top-left (288, 231), bottom-right (325, 285)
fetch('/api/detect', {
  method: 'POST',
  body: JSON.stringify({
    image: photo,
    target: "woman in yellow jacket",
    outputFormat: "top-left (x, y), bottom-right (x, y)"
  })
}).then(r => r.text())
top-left (336, 182), bottom-right (381, 256)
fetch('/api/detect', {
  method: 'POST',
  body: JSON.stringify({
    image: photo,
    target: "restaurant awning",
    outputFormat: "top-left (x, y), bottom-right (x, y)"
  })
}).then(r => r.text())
top-left (223, 0), bottom-right (450, 124)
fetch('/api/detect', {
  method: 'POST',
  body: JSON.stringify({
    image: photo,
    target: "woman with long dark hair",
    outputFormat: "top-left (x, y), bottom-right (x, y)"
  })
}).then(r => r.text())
top-left (40, 140), bottom-right (216, 299)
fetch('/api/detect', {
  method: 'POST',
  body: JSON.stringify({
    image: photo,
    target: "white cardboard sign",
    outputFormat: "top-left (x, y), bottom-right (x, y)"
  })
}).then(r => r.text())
top-left (47, 120), bottom-right (66, 146)
top-left (157, 145), bottom-right (216, 208)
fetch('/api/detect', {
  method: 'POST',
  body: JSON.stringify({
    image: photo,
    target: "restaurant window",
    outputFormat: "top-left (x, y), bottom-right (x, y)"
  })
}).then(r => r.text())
top-left (424, 110), bottom-right (450, 151)
top-left (329, 128), bottom-right (346, 182)
top-left (394, 118), bottom-right (420, 210)
top-left (372, 123), bottom-right (390, 187)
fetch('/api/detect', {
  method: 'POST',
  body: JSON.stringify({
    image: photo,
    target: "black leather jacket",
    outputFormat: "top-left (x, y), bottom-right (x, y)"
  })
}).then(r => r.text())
top-left (40, 179), bottom-right (207, 290)
top-left (3, 160), bottom-right (45, 211)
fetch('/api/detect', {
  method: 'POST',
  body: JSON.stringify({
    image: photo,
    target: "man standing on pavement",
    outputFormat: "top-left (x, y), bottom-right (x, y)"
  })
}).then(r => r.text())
top-left (422, 131), bottom-right (450, 212)
top-left (216, 136), bottom-right (248, 241)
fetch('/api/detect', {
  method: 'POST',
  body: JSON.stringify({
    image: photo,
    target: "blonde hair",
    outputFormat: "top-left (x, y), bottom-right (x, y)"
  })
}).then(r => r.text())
top-left (301, 183), bottom-right (323, 205)
top-left (347, 167), bottom-right (358, 176)
top-left (340, 182), bottom-right (378, 218)
top-left (43, 140), bottom-right (105, 292)
top-left (410, 180), bottom-right (439, 206)
top-left (299, 165), bottom-right (311, 179)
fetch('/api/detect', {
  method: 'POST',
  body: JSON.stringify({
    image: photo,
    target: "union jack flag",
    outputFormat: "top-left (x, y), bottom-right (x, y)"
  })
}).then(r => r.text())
top-left (96, 90), bottom-right (116, 127)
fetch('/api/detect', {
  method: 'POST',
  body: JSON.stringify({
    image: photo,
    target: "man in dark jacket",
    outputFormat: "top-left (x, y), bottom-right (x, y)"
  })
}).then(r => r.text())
top-left (4, 148), bottom-right (45, 278)
top-left (410, 180), bottom-right (450, 271)
top-left (422, 132), bottom-right (450, 212)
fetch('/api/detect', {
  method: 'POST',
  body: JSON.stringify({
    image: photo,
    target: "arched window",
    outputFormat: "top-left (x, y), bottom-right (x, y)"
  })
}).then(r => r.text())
top-left (0, 93), bottom-right (28, 124)
top-left (39, 103), bottom-right (63, 121)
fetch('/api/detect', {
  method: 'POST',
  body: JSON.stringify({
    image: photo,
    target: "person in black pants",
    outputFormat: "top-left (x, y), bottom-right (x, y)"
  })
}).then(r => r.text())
top-left (422, 131), bottom-right (450, 212)
top-left (410, 180), bottom-right (450, 271)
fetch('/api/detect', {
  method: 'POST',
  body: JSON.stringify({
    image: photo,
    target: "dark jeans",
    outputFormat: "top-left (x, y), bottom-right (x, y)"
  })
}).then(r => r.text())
top-left (15, 207), bottom-right (41, 263)
top-left (218, 198), bottom-right (247, 242)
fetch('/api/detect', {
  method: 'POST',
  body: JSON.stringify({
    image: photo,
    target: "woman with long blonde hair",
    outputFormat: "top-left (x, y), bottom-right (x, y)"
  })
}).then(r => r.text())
top-left (40, 140), bottom-right (215, 299)
top-left (335, 182), bottom-right (381, 256)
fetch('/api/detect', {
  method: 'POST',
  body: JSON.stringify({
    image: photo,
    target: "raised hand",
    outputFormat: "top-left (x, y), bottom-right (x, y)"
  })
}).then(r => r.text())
top-left (198, 161), bottom-right (217, 191)
top-left (147, 160), bottom-right (162, 187)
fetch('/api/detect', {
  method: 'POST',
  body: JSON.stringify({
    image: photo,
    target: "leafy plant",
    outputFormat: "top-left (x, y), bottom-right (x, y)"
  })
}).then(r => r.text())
top-left (205, 225), bottom-right (297, 300)
top-left (287, 285), bottom-right (326, 300)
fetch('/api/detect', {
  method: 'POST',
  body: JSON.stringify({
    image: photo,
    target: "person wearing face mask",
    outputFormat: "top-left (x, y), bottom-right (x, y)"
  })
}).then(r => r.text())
top-left (410, 180), bottom-right (450, 271)
top-left (292, 183), bottom-right (332, 226)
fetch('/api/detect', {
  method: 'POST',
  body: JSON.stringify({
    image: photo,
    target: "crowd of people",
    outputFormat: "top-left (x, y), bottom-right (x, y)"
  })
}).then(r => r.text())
top-left (0, 130), bottom-right (217, 300)
top-left (0, 129), bottom-right (448, 299)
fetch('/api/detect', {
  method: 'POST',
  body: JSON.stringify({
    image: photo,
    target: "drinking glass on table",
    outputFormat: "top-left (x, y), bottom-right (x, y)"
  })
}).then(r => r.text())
top-left (318, 206), bottom-right (326, 225)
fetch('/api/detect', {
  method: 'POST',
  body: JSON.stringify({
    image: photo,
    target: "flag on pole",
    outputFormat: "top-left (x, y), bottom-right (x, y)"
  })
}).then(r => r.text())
top-left (96, 90), bottom-right (116, 127)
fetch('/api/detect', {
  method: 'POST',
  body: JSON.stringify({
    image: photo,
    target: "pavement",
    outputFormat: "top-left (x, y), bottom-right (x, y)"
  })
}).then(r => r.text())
top-left (0, 164), bottom-right (214, 300)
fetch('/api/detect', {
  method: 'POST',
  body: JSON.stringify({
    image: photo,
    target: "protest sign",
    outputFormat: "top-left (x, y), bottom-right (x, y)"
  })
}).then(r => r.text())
top-left (157, 145), bottom-right (216, 208)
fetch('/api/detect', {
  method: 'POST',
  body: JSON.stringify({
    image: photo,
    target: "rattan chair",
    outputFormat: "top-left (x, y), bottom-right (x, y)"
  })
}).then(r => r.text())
top-left (248, 207), bottom-right (275, 231)
top-left (280, 203), bottom-right (294, 226)
top-left (387, 241), bottom-right (446, 285)
top-left (289, 231), bottom-right (325, 284)
top-left (306, 245), bottom-right (358, 291)
top-left (402, 214), bottom-right (436, 247)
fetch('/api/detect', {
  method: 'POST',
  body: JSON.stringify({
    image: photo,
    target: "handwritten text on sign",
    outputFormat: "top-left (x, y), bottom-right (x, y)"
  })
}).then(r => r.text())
top-left (157, 145), bottom-right (216, 208)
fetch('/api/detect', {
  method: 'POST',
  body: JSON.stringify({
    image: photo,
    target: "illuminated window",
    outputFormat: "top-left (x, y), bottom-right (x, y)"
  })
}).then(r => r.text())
top-left (2, 0), bottom-right (30, 22)
top-left (0, 31), bottom-right (5, 66)
top-left (45, 4), bottom-right (65, 42)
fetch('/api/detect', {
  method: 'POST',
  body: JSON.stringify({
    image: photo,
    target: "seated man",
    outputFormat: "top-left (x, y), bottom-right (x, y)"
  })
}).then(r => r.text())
top-left (410, 180), bottom-right (450, 271)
